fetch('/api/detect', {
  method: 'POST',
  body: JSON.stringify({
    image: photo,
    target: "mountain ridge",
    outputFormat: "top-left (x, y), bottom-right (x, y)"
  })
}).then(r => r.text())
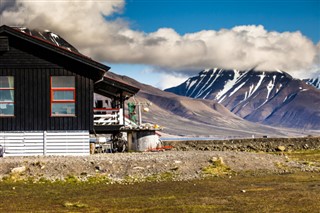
top-left (106, 72), bottom-right (319, 137)
top-left (305, 75), bottom-right (320, 89)
top-left (165, 68), bottom-right (320, 130)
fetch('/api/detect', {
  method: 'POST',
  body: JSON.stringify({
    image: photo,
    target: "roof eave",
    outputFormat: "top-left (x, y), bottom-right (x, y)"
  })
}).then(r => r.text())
top-left (0, 25), bottom-right (109, 78)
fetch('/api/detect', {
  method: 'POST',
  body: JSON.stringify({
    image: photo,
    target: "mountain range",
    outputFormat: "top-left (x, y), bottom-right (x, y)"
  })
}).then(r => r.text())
top-left (165, 69), bottom-right (320, 130)
top-left (17, 27), bottom-right (319, 136)
top-left (107, 72), bottom-right (320, 137)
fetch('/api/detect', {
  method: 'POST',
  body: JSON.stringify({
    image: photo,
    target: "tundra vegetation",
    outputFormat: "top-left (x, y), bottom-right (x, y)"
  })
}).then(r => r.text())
top-left (0, 149), bottom-right (319, 212)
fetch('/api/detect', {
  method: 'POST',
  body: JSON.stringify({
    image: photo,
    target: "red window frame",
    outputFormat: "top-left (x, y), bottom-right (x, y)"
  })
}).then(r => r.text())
top-left (50, 76), bottom-right (76, 117)
top-left (0, 76), bottom-right (14, 117)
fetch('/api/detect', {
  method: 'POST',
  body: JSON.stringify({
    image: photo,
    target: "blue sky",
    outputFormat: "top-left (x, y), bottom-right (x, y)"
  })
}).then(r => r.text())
top-left (122, 0), bottom-right (319, 42)
top-left (108, 0), bottom-right (320, 88)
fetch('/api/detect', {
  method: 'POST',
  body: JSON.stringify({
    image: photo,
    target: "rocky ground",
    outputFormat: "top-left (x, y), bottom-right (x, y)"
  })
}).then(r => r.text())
top-left (164, 137), bottom-right (320, 152)
top-left (1, 149), bottom-right (319, 183)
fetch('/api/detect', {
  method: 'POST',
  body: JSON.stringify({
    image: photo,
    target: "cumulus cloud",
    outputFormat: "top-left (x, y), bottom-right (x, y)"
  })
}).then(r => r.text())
top-left (156, 73), bottom-right (188, 90)
top-left (0, 0), bottom-right (319, 79)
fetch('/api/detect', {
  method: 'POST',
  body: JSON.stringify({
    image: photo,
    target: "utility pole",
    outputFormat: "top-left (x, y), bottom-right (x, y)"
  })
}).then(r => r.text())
top-left (136, 102), bottom-right (152, 125)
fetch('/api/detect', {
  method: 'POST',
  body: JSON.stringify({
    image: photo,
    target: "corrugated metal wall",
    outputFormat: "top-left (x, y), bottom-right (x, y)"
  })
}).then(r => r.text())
top-left (0, 131), bottom-right (89, 157)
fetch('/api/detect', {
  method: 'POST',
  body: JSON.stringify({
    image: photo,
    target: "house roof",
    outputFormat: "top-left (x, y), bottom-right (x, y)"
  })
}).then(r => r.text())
top-left (0, 25), bottom-right (140, 97)
top-left (0, 25), bottom-right (109, 76)
top-left (94, 76), bottom-right (140, 98)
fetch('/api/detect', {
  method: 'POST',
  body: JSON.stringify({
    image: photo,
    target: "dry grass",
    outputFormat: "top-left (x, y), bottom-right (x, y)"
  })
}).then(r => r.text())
top-left (286, 150), bottom-right (320, 163)
top-left (0, 171), bottom-right (319, 212)
top-left (0, 150), bottom-right (319, 212)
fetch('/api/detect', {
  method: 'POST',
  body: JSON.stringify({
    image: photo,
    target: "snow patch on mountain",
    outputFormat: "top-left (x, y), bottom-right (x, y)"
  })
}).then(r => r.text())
top-left (229, 81), bottom-right (247, 97)
top-left (305, 76), bottom-right (320, 89)
top-left (216, 70), bottom-right (240, 103)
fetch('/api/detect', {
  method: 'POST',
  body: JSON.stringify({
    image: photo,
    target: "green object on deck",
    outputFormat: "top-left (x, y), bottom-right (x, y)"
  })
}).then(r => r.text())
top-left (128, 102), bottom-right (137, 123)
top-left (128, 102), bottom-right (136, 113)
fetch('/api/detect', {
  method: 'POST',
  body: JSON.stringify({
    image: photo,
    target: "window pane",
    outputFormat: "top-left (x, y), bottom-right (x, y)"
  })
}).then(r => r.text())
top-left (53, 91), bottom-right (74, 100)
top-left (52, 76), bottom-right (75, 88)
top-left (0, 76), bottom-right (14, 88)
top-left (0, 103), bottom-right (14, 115)
top-left (52, 103), bottom-right (75, 115)
top-left (0, 90), bottom-right (14, 101)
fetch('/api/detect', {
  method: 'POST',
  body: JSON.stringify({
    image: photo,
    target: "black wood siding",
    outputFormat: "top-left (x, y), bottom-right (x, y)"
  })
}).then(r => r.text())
top-left (0, 33), bottom-right (95, 131)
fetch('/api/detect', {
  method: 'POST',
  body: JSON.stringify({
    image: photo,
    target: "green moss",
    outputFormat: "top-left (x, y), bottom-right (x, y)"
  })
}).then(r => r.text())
top-left (64, 175), bottom-right (79, 184)
top-left (202, 157), bottom-right (232, 177)
top-left (0, 172), bottom-right (320, 212)
top-left (145, 172), bottom-right (175, 182)
top-left (38, 177), bottom-right (51, 184)
top-left (274, 162), bottom-right (289, 170)
top-left (86, 175), bottom-right (112, 184)
top-left (2, 173), bottom-right (23, 183)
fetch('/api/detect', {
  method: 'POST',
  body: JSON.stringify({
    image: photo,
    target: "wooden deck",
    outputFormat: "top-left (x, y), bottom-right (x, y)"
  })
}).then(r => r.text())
top-left (93, 108), bottom-right (124, 133)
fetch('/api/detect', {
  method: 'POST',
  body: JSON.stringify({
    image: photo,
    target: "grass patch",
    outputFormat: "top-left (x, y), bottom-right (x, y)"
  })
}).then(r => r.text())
top-left (64, 175), bottom-right (80, 184)
top-left (202, 157), bottom-right (233, 177)
top-left (145, 172), bottom-right (175, 182)
top-left (86, 175), bottom-right (112, 184)
top-left (0, 172), bottom-right (319, 212)
top-left (286, 150), bottom-right (320, 163)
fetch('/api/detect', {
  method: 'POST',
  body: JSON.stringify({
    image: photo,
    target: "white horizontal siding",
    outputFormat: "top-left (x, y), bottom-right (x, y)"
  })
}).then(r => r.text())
top-left (45, 131), bottom-right (89, 156)
top-left (0, 131), bottom-right (89, 157)
top-left (0, 132), bottom-right (43, 157)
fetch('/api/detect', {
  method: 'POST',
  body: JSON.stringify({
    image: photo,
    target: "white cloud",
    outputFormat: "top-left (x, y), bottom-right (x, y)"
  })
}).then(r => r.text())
top-left (156, 74), bottom-right (188, 90)
top-left (1, 0), bottom-right (319, 79)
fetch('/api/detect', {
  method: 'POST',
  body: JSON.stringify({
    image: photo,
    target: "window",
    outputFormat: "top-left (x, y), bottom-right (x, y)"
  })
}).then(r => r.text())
top-left (0, 76), bottom-right (14, 116)
top-left (51, 76), bottom-right (75, 116)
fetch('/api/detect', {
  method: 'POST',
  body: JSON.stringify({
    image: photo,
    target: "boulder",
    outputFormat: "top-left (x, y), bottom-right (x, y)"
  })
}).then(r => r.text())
top-left (277, 146), bottom-right (286, 152)
top-left (11, 166), bottom-right (26, 174)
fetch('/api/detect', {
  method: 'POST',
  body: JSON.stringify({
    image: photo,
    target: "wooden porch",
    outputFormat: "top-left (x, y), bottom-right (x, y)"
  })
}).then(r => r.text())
top-left (93, 75), bottom-right (140, 134)
top-left (93, 108), bottom-right (125, 133)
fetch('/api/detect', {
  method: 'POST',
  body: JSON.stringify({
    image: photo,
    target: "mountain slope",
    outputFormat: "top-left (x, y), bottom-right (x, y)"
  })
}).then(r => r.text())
top-left (165, 69), bottom-right (320, 130)
top-left (15, 27), bottom-right (80, 53)
top-left (305, 76), bottom-right (320, 89)
top-left (106, 72), bottom-right (309, 137)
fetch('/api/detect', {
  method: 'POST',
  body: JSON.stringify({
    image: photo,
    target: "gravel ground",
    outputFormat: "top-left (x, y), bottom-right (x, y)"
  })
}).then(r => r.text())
top-left (0, 151), bottom-right (317, 182)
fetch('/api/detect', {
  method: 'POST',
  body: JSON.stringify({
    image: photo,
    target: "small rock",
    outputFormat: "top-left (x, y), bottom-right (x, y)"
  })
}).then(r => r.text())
top-left (277, 146), bottom-right (286, 151)
top-left (170, 166), bottom-right (179, 171)
top-left (174, 160), bottom-right (182, 164)
top-left (133, 167), bottom-right (144, 170)
top-left (241, 190), bottom-right (246, 193)
top-left (210, 157), bottom-right (218, 162)
top-left (11, 166), bottom-right (26, 174)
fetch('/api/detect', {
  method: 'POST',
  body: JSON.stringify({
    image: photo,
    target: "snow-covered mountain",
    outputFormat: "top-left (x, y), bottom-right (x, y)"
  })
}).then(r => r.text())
top-left (14, 27), bottom-right (80, 53)
top-left (165, 68), bottom-right (320, 130)
top-left (305, 76), bottom-right (320, 90)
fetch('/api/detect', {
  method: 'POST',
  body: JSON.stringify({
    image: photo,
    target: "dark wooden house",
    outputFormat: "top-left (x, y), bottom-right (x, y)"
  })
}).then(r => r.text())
top-left (0, 25), bottom-right (139, 156)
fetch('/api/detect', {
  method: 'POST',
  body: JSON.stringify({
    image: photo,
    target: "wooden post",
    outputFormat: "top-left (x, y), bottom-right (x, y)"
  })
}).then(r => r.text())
top-left (120, 92), bottom-right (125, 125)
top-left (138, 104), bottom-right (142, 125)
top-left (127, 131), bottom-right (133, 151)
top-left (43, 131), bottom-right (47, 156)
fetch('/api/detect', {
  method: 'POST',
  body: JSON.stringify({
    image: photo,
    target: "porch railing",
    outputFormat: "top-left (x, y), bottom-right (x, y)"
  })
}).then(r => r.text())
top-left (93, 108), bottom-right (124, 126)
